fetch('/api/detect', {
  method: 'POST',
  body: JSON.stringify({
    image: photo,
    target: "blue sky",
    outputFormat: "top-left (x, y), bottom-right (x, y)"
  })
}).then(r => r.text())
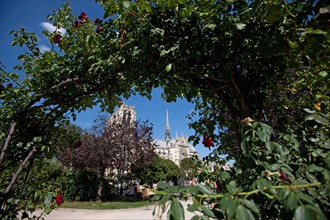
top-left (0, 0), bottom-right (213, 158)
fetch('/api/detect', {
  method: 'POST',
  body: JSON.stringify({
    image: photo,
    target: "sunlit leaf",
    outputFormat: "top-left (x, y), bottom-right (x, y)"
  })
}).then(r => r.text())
top-left (236, 205), bottom-right (255, 220)
top-left (170, 198), bottom-right (184, 220)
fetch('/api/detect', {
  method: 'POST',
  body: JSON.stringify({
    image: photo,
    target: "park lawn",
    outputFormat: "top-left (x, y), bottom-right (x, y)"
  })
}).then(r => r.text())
top-left (60, 200), bottom-right (155, 210)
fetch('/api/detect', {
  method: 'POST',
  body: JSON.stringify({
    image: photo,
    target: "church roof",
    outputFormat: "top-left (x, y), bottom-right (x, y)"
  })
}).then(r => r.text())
top-left (153, 138), bottom-right (197, 153)
top-left (153, 139), bottom-right (176, 149)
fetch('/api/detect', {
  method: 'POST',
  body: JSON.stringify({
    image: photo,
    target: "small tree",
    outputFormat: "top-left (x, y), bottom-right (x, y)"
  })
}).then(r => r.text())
top-left (132, 155), bottom-right (180, 186)
top-left (179, 157), bottom-right (200, 180)
top-left (60, 116), bottom-right (155, 200)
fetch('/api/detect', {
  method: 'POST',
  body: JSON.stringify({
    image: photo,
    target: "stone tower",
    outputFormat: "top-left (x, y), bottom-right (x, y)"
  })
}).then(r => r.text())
top-left (108, 101), bottom-right (136, 126)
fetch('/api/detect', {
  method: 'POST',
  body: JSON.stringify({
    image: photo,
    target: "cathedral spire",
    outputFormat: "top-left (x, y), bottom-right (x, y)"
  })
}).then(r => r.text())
top-left (165, 109), bottom-right (171, 145)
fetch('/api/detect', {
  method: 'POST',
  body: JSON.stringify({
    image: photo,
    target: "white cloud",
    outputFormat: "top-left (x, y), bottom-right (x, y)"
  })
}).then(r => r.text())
top-left (39, 45), bottom-right (50, 53)
top-left (40, 22), bottom-right (66, 35)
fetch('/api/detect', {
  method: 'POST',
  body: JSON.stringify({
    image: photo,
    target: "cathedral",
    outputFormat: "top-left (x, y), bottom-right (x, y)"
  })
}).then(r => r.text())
top-left (153, 110), bottom-right (198, 166)
top-left (108, 102), bottom-right (198, 166)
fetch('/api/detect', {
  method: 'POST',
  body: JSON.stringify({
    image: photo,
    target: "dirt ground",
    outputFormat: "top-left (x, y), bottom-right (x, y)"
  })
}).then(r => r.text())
top-left (28, 200), bottom-right (196, 220)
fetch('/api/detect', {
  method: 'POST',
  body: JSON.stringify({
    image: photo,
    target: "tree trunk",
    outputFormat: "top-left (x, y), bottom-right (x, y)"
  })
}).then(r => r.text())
top-left (97, 168), bottom-right (105, 201)
top-left (231, 76), bottom-right (250, 118)
top-left (120, 177), bottom-right (124, 196)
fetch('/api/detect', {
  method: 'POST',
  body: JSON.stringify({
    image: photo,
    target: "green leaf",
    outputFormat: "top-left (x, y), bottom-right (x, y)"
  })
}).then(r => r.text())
top-left (191, 215), bottom-right (201, 220)
top-left (204, 24), bottom-right (216, 30)
top-left (227, 201), bottom-right (239, 218)
top-left (170, 198), bottom-right (184, 220)
top-left (268, 163), bottom-right (280, 171)
top-left (265, 142), bottom-right (274, 153)
top-left (192, 195), bottom-right (201, 206)
top-left (236, 23), bottom-right (246, 30)
top-left (33, 136), bottom-right (42, 142)
top-left (197, 184), bottom-right (214, 195)
top-left (318, 71), bottom-right (328, 78)
top-left (256, 128), bottom-right (270, 142)
top-left (323, 169), bottom-right (330, 182)
top-left (293, 190), bottom-right (314, 203)
top-left (294, 206), bottom-right (315, 220)
top-left (151, 28), bottom-right (165, 36)
top-left (256, 178), bottom-right (271, 193)
top-left (260, 123), bottom-right (273, 135)
top-left (202, 206), bottom-right (216, 218)
top-left (303, 108), bottom-right (316, 114)
top-left (278, 189), bottom-right (289, 201)
top-left (305, 204), bottom-right (328, 220)
top-left (152, 194), bottom-right (161, 202)
top-left (241, 199), bottom-right (259, 213)
top-left (226, 181), bottom-right (237, 193)
top-left (86, 35), bottom-right (95, 47)
top-left (287, 39), bottom-right (298, 48)
top-left (307, 164), bottom-right (324, 173)
top-left (309, 29), bottom-right (327, 35)
top-left (314, 115), bottom-right (329, 126)
top-left (221, 195), bottom-right (238, 218)
top-left (159, 193), bottom-right (171, 205)
top-left (220, 171), bottom-right (230, 181)
top-left (284, 193), bottom-right (297, 211)
top-left (158, 181), bottom-right (168, 189)
top-left (165, 64), bottom-right (172, 72)
top-left (187, 204), bottom-right (199, 212)
top-left (236, 205), bottom-right (255, 220)
top-left (241, 138), bottom-right (247, 154)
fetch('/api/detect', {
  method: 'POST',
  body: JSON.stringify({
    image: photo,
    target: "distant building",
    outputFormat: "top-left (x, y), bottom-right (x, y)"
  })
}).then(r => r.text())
top-left (108, 102), bottom-right (198, 166)
top-left (207, 161), bottom-right (231, 172)
top-left (153, 110), bottom-right (198, 166)
top-left (108, 101), bottom-right (136, 126)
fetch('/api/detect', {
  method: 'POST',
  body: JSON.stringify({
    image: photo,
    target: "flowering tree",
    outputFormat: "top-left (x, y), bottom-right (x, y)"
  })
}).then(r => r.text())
top-left (0, 0), bottom-right (329, 219)
top-left (60, 117), bottom-right (156, 200)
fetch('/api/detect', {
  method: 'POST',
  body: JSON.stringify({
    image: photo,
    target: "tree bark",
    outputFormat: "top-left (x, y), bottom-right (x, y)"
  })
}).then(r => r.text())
top-left (4, 147), bottom-right (37, 195)
top-left (19, 157), bottom-right (35, 199)
top-left (206, 80), bottom-right (241, 138)
top-left (230, 76), bottom-right (250, 118)
top-left (0, 121), bottom-right (17, 166)
top-left (97, 168), bottom-right (106, 201)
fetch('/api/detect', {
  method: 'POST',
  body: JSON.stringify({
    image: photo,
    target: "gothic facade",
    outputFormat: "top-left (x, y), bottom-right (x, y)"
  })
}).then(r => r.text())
top-left (108, 101), bottom-right (136, 126)
top-left (153, 110), bottom-right (197, 166)
top-left (109, 102), bottom-right (198, 166)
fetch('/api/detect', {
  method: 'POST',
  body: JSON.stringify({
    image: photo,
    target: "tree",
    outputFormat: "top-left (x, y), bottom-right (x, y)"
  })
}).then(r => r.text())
top-left (179, 157), bottom-right (200, 180)
top-left (60, 116), bottom-right (155, 200)
top-left (0, 0), bottom-right (329, 219)
top-left (132, 155), bottom-right (180, 186)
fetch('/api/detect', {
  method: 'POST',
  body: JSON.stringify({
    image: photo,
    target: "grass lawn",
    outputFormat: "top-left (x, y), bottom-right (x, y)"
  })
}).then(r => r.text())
top-left (60, 200), bottom-right (155, 210)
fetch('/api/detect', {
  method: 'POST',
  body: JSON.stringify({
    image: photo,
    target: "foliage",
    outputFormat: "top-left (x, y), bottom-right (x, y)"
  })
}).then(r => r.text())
top-left (60, 200), bottom-right (154, 209)
top-left (153, 118), bottom-right (329, 219)
top-left (60, 115), bottom-right (156, 200)
top-left (132, 154), bottom-right (180, 185)
top-left (0, 0), bottom-right (329, 219)
top-left (50, 123), bottom-right (85, 155)
top-left (179, 157), bottom-right (200, 180)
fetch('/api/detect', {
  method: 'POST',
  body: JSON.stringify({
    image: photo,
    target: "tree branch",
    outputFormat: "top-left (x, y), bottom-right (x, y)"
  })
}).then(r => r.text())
top-left (0, 121), bottom-right (17, 165)
top-left (4, 147), bottom-right (37, 195)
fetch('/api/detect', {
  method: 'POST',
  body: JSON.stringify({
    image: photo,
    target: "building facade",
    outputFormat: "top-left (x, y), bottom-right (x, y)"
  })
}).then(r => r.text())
top-left (108, 101), bottom-right (136, 126)
top-left (153, 110), bottom-right (197, 166)
top-left (108, 102), bottom-right (198, 166)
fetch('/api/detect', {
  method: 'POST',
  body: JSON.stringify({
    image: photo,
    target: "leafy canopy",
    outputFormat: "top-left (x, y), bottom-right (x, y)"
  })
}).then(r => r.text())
top-left (0, 0), bottom-right (329, 219)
